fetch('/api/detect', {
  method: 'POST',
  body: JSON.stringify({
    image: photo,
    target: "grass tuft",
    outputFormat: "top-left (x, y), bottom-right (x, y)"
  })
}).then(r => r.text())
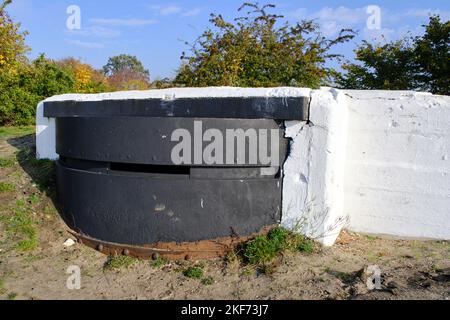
top-left (201, 276), bottom-right (214, 286)
top-left (242, 227), bottom-right (315, 265)
top-left (183, 267), bottom-right (204, 279)
top-left (17, 148), bottom-right (55, 194)
top-left (7, 292), bottom-right (17, 300)
top-left (0, 182), bottom-right (15, 193)
top-left (0, 157), bottom-right (15, 168)
top-left (17, 239), bottom-right (38, 251)
top-left (5, 200), bottom-right (38, 251)
top-left (151, 257), bottom-right (169, 268)
top-left (0, 279), bottom-right (6, 295)
top-left (103, 255), bottom-right (137, 271)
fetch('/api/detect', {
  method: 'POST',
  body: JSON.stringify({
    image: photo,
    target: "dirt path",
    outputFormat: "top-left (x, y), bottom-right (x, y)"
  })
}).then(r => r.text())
top-left (0, 130), bottom-right (449, 300)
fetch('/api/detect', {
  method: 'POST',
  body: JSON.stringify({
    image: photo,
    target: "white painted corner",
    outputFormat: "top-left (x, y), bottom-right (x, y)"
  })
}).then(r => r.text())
top-left (36, 101), bottom-right (58, 160)
top-left (281, 88), bottom-right (349, 246)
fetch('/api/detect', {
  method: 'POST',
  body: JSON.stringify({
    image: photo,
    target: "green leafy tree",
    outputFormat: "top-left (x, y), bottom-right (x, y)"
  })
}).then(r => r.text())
top-left (339, 15), bottom-right (449, 95)
top-left (175, 2), bottom-right (355, 88)
top-left (152, 77), bottom-right (174, 89)
top-left (103, 54), bottom-right (150, 79)
top-left (25, 55), bottom-right (75, 97)
top-left (0, 0), bottom-right (29, 71)
top-left (0, 71), bottom-right (37, 125)
top-left (103, 54), bottom-right (150, 91)
top-left (338, 40), bottom-right (418, 90)
top-left (414, 16), bottom-right (450, 95)
top-left (0, 55), bottom-right (75, 125)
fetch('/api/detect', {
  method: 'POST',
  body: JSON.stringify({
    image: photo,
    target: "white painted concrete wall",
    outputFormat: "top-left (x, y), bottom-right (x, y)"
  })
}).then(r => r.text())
top-left (36, 87), bottom-right (450, 244)
top-left (343, 90), bottom-right (450, 240)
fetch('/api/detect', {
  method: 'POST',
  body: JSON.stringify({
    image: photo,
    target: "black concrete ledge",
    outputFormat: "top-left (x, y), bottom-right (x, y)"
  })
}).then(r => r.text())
top-left (56, 161), bottom-right (282, 244)
top-left (55, 117), bottom-right (288, 166)
top-left (44, 97), bottom-right (310, 121)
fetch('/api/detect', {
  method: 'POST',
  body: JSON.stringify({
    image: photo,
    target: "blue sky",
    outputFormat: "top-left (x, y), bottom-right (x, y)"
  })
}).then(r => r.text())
top-left (7, 0), bottom-right (450, 79)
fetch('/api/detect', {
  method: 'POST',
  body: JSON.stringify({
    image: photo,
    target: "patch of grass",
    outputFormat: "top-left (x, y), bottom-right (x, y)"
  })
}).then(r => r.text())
top-left (242, 266), bottom-right (255, 277)
top-left (103, 255), bottom-right (137, 271)
top-left (0, 126), bottom-right (34, 139)
top-left (44, 204), bottom-right (57, 216)
top-left (0, 157), bottom-right (15, 168)
top-left (7, 292), bottom-right (17, 300)
top-left (242, 227), bottom-right (315, 265)
top-left (6, 200), bottom-right (38, 252)
top-left (183, 267), bottom-right (204, 279)
top-left (296, 238), bottom-right (315, 254)
top-left (17, 239), bottom-right (38, 251)
top-left (0, 182), bottom-right (15, 193)
top-left (27, 193), bottom-right (40, 205)
top-left (0, 279), bottom-right (6, 295)
top-left (9, 171), bottom-right (22, 180)
top-left (365, 235), bottom-right (378, 241)
top-left (201, 276), bottom-right (214, 286)
top-left (18, 148), bottom-right (55, 194)
top-left (151, 257), bottom-right (169, 268)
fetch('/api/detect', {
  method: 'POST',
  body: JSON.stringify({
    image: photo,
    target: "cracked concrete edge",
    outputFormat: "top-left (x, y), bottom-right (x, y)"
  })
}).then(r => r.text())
top-left (281, 88), bottom-right (349, 246)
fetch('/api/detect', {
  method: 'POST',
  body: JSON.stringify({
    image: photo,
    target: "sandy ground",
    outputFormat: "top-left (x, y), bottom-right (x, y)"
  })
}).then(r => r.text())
top-left (0, 131), bottom-right (449, 300)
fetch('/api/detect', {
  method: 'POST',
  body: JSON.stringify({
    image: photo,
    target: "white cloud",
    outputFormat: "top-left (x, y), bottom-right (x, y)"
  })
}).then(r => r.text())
top-left (65, 39), bottom-right (105, 49)
top-left (405, 9), bottom-right (450, 20)
top-left (91, 18), bottom-right (158, 27)
top-left (288, 6), bottom-right (367, 36)
top-left (287, 5), bottom-right (449, 40)
top-left (314, 6), bottom-right (366, 25)
top-left (181, 8), bottom-right (202, 17)
top-left (160, 5), bottom-right (183, 16)
top-left (66, 26), bottom-right (122, 38)
top-left (149, 4), bottom-right (201, 17)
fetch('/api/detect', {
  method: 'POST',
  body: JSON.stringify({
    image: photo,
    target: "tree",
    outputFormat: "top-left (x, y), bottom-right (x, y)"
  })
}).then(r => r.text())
top-left (107, 68), bottom-right (151, 91)
top-left (0, 55), bottom-right (75, 125)
top-left (338, 40), bottom-right (418, 90)
top-left (103, 54), bottom-right (150, 79)
top-left (414, 16), bottom-right (450, 95)
top-left (25, 55), bottom-right (75, 98)
top-left (339, 15), bottom-right (449, 95)
top-left (0, 0), bottom-right (29, 71)
top-left (152, 78), bottom-right (174, 89)
top-left (58, 58), bottom-right (108, 93)
top-left (175, 2), bottom-right (355, 88)
top-left (103, 54), bottom-right (150, 91)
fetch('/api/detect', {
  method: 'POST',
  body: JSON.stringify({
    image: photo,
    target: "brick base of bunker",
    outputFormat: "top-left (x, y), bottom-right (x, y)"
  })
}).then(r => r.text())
top-left (45, 97), bottom-right (310, 259)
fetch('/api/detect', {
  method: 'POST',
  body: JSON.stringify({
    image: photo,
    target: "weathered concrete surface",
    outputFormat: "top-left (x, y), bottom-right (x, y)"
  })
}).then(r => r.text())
top-left (343, 90), bottom-right (450, 240)
top-left (282, 88), bottom-right (348, 246)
